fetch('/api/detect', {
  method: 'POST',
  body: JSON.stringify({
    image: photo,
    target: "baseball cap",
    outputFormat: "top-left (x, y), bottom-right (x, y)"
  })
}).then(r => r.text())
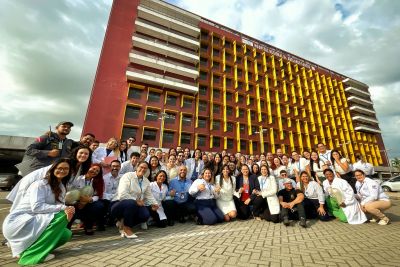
top-left (282, 178), bottom-right (293, 184)
top-left (56, 121), bottom-right (74, 127)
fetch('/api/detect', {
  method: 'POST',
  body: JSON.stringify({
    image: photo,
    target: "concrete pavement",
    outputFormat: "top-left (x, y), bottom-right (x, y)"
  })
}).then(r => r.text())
top-left (0, 190), bottom-right (399, 267)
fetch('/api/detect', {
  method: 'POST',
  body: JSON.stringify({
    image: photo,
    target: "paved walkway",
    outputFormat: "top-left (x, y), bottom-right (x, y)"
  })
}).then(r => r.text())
top-left (1, 198), bottom-right (399, 267)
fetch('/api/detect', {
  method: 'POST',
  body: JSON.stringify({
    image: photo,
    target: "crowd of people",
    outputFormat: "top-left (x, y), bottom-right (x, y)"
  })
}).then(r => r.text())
top-left (2, 121), bottom-right (392, 265)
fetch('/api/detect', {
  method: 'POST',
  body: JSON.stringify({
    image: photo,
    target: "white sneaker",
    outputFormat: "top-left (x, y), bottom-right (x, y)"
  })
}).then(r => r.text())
top-left (140, 222), bottom-right (148, 230)
top-left (369, 218), bottom-right (377, 223)
top-left (378, 217), bottom-right (389, 225)
top-left (44, 254), bottom-right (55, 262)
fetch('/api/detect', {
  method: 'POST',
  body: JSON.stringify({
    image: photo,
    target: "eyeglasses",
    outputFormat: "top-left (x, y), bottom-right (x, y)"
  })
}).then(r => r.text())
top-left (55, 167), bottom-right (69, 172)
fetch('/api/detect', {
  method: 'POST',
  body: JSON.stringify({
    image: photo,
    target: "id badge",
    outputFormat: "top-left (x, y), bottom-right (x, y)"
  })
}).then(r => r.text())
top-left (180, 192), bottom-right (185, 200)
top-left (245, 189), bottom-right (249, 194)
top-left (58, 141), bottom-right (63, 149)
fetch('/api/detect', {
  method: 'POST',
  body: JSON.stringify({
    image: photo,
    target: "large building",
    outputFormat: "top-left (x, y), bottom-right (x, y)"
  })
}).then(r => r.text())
top-left (83, 0), bottom-right (387, 166)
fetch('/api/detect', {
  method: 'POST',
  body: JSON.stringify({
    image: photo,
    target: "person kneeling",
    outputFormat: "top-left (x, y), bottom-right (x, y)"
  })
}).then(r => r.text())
top-left (278, 178), bottom-right (307, 227)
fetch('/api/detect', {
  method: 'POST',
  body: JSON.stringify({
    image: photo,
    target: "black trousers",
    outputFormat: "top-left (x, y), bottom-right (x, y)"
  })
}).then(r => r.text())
top-left (164, 200), bottom-right (196, 221)
top-left (233, 196), bottom-right (251, 220)
top-left (340, 172), bottom-right (356, 193)
top-left (303, 198), bottom-right (330, 221)
top-left (149, 200), bottom-right (176, 227)
top-left (110, 199), bottom-right (150, 228)
top-left (281, 202), bottom-right (306, 220)
top-left (252, 195), bottom-right (279, 223)
top-left (68, 201), bottom-right (106, 230)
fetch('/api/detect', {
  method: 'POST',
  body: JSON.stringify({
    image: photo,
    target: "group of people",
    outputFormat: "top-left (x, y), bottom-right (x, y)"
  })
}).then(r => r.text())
top-left (2, 121), bottom-right (392, 265)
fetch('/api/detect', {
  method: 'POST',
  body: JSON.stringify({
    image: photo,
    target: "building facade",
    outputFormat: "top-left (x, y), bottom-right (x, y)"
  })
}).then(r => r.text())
top-left (83, 0), bottom-right (387, 166)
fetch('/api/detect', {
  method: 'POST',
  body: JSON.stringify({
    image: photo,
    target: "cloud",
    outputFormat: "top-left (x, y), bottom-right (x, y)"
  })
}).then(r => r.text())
top-left (0, 0), bottom-right (112, 139)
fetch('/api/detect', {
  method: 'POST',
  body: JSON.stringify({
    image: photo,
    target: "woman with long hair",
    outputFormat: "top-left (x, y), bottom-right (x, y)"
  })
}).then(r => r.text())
top-left (234, 164), bottom-right (259, 220)
top-left (92, 137), bottom-right (119, 171)
top-left (68, 164), bottom-right (106, 235)
top-left (189, 168), bottom-right (224, 225)
top-left (119, 140), bottom-right (128, 163)
top-left (215, 165), bottom-right (237, 222)
top-left (272, 157), bottom-right (286, 178)
top-left (251, 163), bottom-right (261, 176)
top-left (253, 165), bottom-right (280, 223)
top-left (309, 151), bottom-right (327, 184)
top-left (161, 154), bottom-right (179, 183)
top-left (3, 158), bottom-right (75, 265)
top-left (331, 149), bottom-right (355, 192)
top-left (297, 171), bottom-right (329, 221)
top-left (213, 153), bottom-right (223, 177)
top-left (149, 170), bottom-right (175, 227)
top-left (149, 156), bottom-right (162, 182)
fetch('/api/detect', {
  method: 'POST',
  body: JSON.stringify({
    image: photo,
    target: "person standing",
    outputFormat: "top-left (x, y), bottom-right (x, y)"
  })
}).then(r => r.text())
top-left (353, 153), bottom-right (375, 177)
top-left (22, 121), bottom-right (74, 175)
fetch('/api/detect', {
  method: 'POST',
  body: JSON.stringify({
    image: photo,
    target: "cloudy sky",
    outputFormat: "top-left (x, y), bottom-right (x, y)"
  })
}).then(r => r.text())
top-left (0, 0), bottom-right (399, 158)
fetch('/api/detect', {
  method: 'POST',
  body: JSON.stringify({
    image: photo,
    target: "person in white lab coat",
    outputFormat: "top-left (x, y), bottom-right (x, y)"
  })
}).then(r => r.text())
top-left (354, 170), bottom-right (391, 225)
top-left (111, 161), bottom-right (158, 238)
top-left (2, 158), bottom-right (75, 265)
top-left (149, 170), bottom-right (174, 227)
top-left (323, 169), bottom-right (367, 224)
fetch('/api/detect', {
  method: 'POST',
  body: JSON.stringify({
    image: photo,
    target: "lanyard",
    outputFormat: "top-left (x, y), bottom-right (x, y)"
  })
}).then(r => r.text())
top-left (138, 178), bottom-right (143, 194)
top-left (179, 179), bottom-right (186, 192)
top-left (297, 161), bottom-right (301, 171)
top-left (260, 177), bottom-right (266, 190)
top-left (357, 182), bottom-right (365, 194)
top-left (85, 178), bottom-right (92, 187)
top-left (158, 184), bottom-right (163, 200)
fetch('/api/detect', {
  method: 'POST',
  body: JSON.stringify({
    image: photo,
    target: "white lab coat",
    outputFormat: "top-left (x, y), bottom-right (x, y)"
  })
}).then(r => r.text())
top-left (103, 173), bottom-right (121, 201)
top-left (258, 175), bottom-right (280, 215)
top-left (2, 179), bottom-right (66, 257)
top-left (323, 178), bottom-right (367, 224)
top-left (356, 177), bottom-right (389, 205)
top-left (114, 172), bottom-right (157, 205)
top-left (149, 182), bottom-right (168, 220)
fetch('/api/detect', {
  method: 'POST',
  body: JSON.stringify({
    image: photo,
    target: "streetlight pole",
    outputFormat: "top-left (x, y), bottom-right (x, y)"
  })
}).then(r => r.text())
top-left (159, 112), bottom-right (175, 149)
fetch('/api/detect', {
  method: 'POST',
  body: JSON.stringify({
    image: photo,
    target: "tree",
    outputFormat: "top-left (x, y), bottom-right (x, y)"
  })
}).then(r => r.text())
top-left (391, 158), bottom-right (400, 171)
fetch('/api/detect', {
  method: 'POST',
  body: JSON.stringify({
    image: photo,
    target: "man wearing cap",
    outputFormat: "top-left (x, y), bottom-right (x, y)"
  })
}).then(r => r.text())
top-left (23, 121), bottom-right (75, 175)
top-left (278, 178), bottom-right (307, 227)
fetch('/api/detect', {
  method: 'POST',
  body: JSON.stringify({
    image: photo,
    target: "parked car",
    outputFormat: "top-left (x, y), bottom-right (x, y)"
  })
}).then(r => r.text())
top-left (0, 173), bottom-right (22, 191)
top-left (381, 176), bottom-right (400, 192)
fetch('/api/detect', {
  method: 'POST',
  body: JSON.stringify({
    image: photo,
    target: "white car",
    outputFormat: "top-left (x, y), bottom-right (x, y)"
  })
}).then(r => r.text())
top-left (381, 176), bottom-right (400, 192)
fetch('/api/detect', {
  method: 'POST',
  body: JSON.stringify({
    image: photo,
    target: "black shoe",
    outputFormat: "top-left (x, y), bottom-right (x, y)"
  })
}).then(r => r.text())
top-left (85, 229), bottom-right (94, 235)
top-left (299, 217), bottom-right (307, 228)
top-left (97, 225), bottom-right (106, 231)
top-left (283, 217), bottom-right (290, 226)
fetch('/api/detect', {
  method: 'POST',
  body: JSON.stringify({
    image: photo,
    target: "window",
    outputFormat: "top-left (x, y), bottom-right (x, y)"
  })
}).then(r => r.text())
top-left (226, 66), bottom-right (232, 74)
top-left (148, 91), bottom-right (161, 102)
top-left (200, 57), bottom-right (208, 66)
top-left (214, 75), bottom-right (221, 84)
top-left (146, 109), bottom-right (159, 121)
top-left (239, 108), bottom-right (245, 118)
top-left (240, 140), bottom-right (247, 152)
top-left (214, 89), bottom-right (220, 99)
top-left (213, 104), bottom-right (220, 114)
top-left (225, 40), bottom-right (232, 48)
top-left (248, 84), bottom-right (254, 93)
top-left (251, 126), bottom-right (258, 134)
top-left (226, 106), bottom-right (233, 116)
top-left (125, 106), bottom-right (140, 119)
top-left (237, 56), bottom-right (242, 62)
top-left (260, 100), bottom-right (265, 109)
top-left (198, 117), bottom-right (207, 128)
top-left (227, 122), bottom-right (234, 132)
top-left (238, 95), bottom-right (244, 104)
top-left (240, 124), bottom-right (246, 132)
top-left (143, 129), bottom-right (157, 141)
top-left (225, 53), bottom-right (232, 61)
top-left (164, 112), bottom-right (176, 124)
top-left (182, 115), bottom-right (192, 126)
top-left (213, 48), bottom-right (220, 57)
top-left (201, 45), bottom-right (208, 53)
top-left (252, 141), bottom-right (258, 152)
top-left (226, 92), bottom-right (233, 102)
top-left (237, 69), bottom-right (243, 77)
top-left (163, 131), bottom-right (174, 144)
top-left (213, 62), bottom-right (220, 71)
top-left (128, 88), bottom-right (142, 99)
top-left (183, 97), bottom-right (193, 108)
top-left (261, 113), bottom-right (267, 121)
top-left (200, 71), bottom-right (207, 80)
top-left (199, 85), bottom-right (207, 96)
top-left (249, 97), bottom-right (254, 106)
top-left (166, 94), bottom-right (177, 106)
top-left (181, 133), bottom-right (191, 144)
top-left (238, 82), bottom-right (243, 90)
top-left (227, 138), bottom-right (234, 149)
top-left (250, 111), bottom-right (256, 121)
top-left (199, 100), bottom-right (207, 111)
top-left (198, 135), bottom-right (206, 147)
top-left (213, 120), bottom-right (221, 130)
top-left (213, 137), bottom-right (221, 148)
top-left (121, 127), bottom-right (137, 141)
